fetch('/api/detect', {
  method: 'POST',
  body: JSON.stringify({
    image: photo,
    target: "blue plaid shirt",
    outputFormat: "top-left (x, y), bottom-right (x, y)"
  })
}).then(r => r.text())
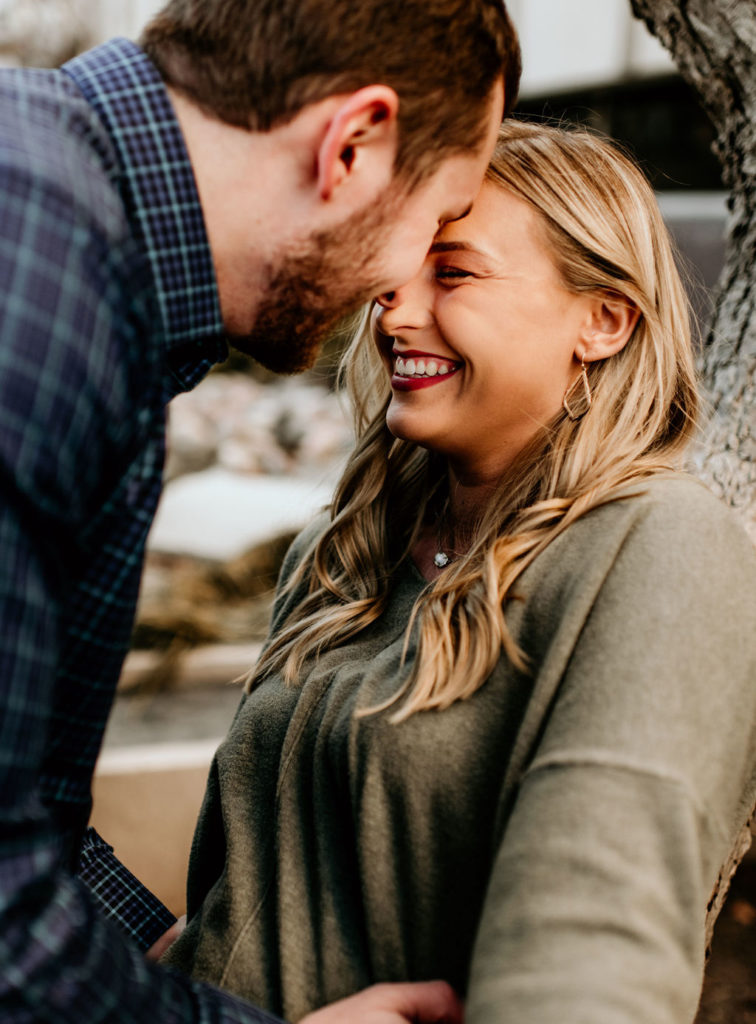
top-left (0, 37), bottom-right (280, 1022)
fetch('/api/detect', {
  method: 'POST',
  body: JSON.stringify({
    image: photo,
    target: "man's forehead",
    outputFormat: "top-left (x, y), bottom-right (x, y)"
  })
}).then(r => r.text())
top-left (442, 203), bottom-right (474, 227)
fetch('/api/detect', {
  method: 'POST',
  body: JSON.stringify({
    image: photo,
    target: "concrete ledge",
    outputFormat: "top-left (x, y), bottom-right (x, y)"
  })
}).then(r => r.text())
top-left (119, 643), bottom-right (263, 692)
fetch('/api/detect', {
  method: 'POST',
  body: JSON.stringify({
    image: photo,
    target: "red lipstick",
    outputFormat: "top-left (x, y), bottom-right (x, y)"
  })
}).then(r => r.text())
top-left (390, 348), bottom-right (461, 392)
top-left (391, 370), bottom-right (459, 392)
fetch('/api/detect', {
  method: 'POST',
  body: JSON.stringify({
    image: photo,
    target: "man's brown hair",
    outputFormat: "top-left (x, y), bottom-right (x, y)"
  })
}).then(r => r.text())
top-left (141, 0), bottom-right (521, 183)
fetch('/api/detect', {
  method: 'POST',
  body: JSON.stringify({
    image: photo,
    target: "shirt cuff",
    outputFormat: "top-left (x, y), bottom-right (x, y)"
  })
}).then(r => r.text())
top-left (78, 826), bottom-right (177, 952)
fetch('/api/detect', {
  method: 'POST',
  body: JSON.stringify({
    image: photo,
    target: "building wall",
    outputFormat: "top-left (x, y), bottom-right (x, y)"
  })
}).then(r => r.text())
top-left (89, 0), bottom-right (161, 43)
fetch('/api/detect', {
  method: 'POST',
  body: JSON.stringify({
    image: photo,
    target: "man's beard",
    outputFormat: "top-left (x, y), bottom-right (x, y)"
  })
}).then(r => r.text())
top-left (228, 193), bottom-right (400, 374)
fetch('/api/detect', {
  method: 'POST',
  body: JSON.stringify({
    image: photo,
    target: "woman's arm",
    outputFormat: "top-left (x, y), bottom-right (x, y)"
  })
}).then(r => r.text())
top-left (467, 484), bottom-right (756, 1024)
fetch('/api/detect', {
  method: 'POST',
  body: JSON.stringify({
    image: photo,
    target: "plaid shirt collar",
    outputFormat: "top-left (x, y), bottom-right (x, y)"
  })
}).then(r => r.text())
top-left (63, 38), bottom-right (227, 381)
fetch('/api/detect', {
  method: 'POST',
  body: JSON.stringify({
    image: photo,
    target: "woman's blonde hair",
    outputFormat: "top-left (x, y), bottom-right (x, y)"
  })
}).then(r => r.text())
top-left (247, 119), bottom-right (700, 719)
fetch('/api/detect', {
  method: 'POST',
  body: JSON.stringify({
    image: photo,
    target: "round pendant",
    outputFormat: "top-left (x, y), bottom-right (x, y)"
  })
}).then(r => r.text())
top-left (433, 551), bottom-right (450, 568)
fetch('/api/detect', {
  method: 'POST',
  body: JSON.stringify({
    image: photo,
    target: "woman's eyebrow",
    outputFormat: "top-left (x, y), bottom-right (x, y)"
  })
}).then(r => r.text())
top-left (428, 240), bottom-right (490, 257)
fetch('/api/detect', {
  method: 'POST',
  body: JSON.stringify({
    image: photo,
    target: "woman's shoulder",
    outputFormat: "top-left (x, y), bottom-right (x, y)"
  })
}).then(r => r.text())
top-left (270, 509), bottom-right (330, 595)
top-left (565, 472), bottom-right (753, 566)
top-left (281, 510), bottom-right (331, 568)
top-left (614, 471), bottom-right (749, 525)
top-left (519, 472), bottom-right (755, 631)
top-left (264, 510), bottom-right (331, 626)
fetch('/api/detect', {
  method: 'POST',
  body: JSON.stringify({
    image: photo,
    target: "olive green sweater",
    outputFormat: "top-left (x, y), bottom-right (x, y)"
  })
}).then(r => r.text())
top-left (165, 475), bottom-right (756, 1024)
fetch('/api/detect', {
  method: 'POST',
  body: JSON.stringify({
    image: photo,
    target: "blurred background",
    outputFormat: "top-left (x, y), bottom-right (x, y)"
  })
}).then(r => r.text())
top-left (2, 3), bottom-right (749, 1020)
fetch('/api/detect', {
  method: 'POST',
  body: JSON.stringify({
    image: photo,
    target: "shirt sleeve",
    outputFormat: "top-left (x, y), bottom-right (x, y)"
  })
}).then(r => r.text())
top-left (0, 126), bottom-right (286, 1024)
top-left (466, 487), bottom-right (756, 1024)
top-left (0, 453), bottom-right (286, 1023)
top-left (78, 828), bottom-right (177, 952)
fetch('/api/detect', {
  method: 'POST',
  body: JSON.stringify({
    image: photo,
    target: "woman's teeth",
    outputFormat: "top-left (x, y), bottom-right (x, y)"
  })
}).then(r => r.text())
top-left (394, 356), bottom-right (453, 378)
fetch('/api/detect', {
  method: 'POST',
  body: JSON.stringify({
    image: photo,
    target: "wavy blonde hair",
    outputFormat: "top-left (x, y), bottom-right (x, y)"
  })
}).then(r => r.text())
top-left (247, 119), bottom-right (700, 720)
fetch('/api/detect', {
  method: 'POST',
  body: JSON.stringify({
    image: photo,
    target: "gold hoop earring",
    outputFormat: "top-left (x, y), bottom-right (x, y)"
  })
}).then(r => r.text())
top-left (563, 356), bottom-right (592, 421)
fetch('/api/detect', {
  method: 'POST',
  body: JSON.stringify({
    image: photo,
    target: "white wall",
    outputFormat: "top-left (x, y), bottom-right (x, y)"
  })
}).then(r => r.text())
top-left (90, 0), bottom-right (162, 42)
top-left (89, 0), bottom-right (675, 96)
top-left (507, 0), bottom-right (674, 96)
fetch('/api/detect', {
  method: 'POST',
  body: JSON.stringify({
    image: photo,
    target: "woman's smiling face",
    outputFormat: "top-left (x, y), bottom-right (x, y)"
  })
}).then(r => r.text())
top-left (373, 181), bottom-right (597, 483)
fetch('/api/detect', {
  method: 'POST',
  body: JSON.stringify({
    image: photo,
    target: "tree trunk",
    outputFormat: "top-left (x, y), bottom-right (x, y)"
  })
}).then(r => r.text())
top-left (631, 3), bottom-right (755, 988)
top-left (629, 0), bottom-right (755, 981)
top-left (630, 0), bottom-right (755, 543)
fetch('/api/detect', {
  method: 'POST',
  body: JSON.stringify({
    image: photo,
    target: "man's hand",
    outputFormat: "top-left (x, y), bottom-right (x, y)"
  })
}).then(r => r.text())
top-left (298, 981), bottom-right (463, 1024)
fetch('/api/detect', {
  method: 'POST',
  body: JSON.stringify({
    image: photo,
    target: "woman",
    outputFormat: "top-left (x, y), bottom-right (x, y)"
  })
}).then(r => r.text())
top-left (163, 121), bottom-right (756, 1024)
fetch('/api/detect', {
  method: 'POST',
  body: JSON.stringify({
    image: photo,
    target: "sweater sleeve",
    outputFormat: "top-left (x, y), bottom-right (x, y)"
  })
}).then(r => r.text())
top-left (466, 484), bottom-right (756, 1024)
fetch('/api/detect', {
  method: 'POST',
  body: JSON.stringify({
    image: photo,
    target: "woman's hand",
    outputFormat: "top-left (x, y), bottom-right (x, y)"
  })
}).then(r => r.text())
top-left (298, 981), bottom-right (463, 1024)
top-left (145, 914), bottom-right (186, 962)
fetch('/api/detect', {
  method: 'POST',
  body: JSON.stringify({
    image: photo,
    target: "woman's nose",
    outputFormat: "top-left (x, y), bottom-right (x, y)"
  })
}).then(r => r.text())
top-left (374, 292), bottom-right (405, 334)
top-left (374, 281), bottom-right (429, 332)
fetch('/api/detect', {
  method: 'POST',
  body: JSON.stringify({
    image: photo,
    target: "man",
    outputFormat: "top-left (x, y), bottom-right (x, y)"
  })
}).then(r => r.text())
top-left (0, 0), bottom-right (520, 1021)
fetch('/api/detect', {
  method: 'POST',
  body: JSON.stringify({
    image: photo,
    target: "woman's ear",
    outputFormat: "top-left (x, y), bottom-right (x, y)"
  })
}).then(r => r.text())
top-left (316, 85), bottom-right (399, 203)
top-left (579, 293), bottom-right (640, 363)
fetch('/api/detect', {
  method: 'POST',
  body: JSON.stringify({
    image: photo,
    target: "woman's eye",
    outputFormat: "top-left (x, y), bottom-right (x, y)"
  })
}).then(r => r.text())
top-left (435, 267), bottom-right (472, 283)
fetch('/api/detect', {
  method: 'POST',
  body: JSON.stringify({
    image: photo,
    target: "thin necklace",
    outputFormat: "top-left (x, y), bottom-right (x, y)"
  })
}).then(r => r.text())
top-left (433, 497), bottom-right (459, 568)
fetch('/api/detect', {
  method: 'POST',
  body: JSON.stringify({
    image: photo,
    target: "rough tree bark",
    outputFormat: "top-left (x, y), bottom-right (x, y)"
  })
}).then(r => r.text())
top-left (630, 0), bottom-right (755, 953)
top-left (630, 0), bottom-right (755, 541)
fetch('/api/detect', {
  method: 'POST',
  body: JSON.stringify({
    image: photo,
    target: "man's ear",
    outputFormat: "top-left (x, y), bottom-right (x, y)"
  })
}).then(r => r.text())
top-left (316, 86), bottom-right (399, 203)
top-left (579, 292), bottom-right (640, 362)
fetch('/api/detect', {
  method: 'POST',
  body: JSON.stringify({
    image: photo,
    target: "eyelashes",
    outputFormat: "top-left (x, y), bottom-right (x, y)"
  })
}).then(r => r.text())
top-left (435, 266), bottom-right (473, 284)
